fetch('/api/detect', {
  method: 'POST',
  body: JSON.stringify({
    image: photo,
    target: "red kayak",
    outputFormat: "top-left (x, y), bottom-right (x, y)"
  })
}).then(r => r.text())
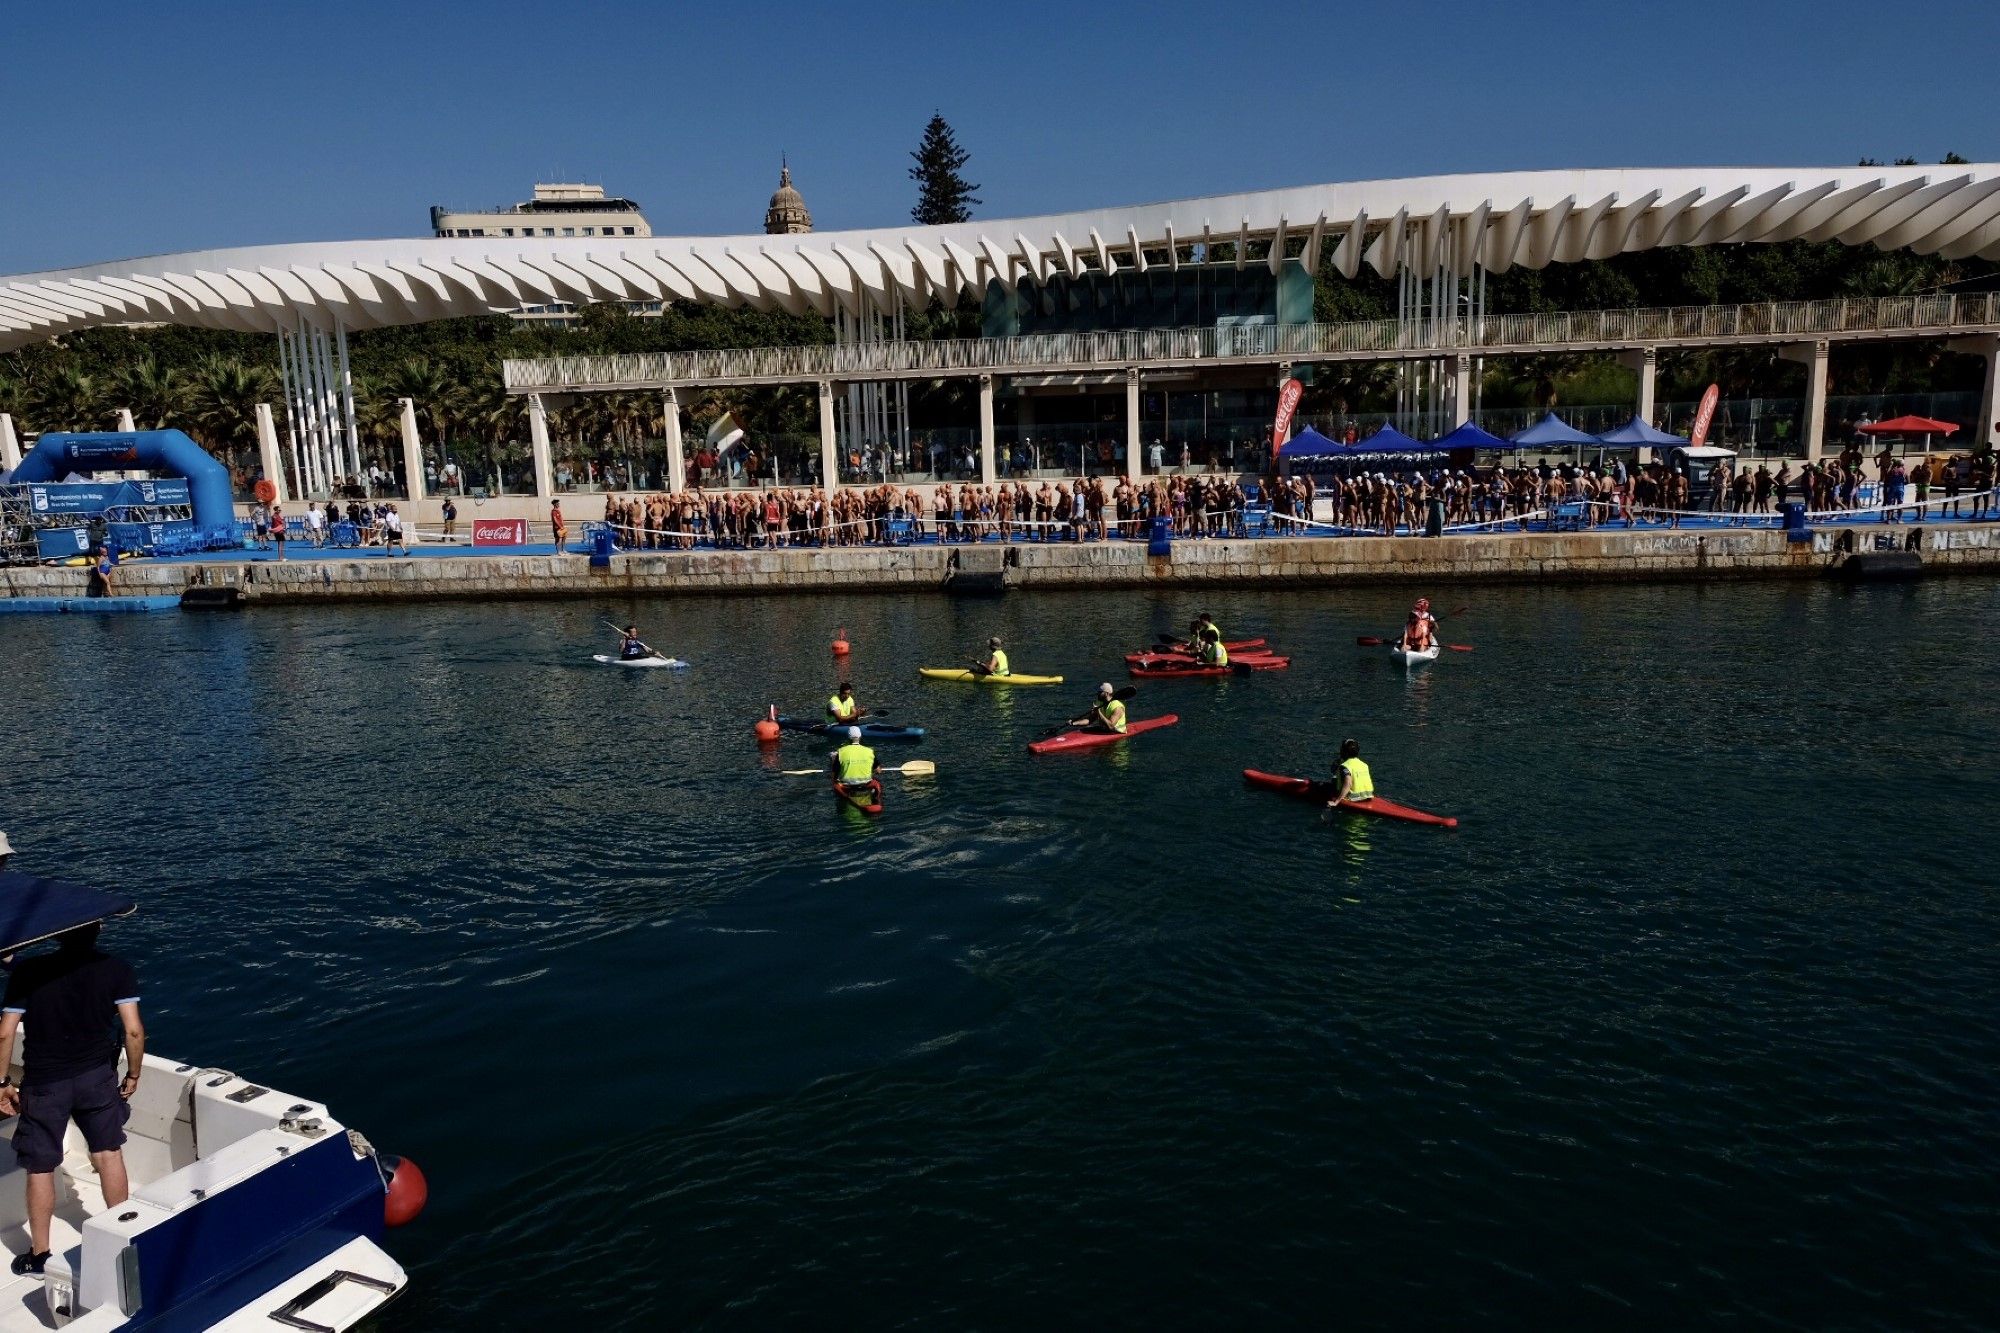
top-left (1129, 657), bottom-right (1291, 678)
top-left (1151, 637), bottom-right (1267, 654)
top-left (1124, 647), bottom-right (1285, 666)
top-left (1241, 768), bottom-right (1457, 828)
top-left (832, 777), bottom-right (884, 815)
top-left (1028, 714), bottom-right (1179, 755)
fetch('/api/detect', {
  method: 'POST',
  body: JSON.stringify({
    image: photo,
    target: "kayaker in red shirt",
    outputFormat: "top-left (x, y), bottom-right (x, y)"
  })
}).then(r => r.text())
top-left (1399, 599), bottom-right (1436, 652)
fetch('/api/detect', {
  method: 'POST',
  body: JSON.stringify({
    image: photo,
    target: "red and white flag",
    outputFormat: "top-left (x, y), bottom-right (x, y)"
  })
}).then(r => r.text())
top-left (1272, 378), bottom-right (1304, 453)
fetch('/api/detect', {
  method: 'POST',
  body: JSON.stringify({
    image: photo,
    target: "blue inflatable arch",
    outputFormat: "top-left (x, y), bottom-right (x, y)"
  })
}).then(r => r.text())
top-left (12, 430), bottom-right (235, 535)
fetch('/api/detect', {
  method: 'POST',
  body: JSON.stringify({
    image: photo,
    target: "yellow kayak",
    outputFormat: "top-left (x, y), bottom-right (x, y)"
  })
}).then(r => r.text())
top-left (919, 668), bottom-right (1065, 685)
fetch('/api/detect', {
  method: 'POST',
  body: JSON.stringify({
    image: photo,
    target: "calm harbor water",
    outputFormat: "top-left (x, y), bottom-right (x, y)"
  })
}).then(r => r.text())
top-left (4, 579), bottom-right (1997, 1329)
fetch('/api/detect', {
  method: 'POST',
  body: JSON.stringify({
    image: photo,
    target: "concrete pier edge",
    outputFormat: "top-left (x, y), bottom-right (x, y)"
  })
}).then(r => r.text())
top-left (7, 525), bottom-right (2000, 605)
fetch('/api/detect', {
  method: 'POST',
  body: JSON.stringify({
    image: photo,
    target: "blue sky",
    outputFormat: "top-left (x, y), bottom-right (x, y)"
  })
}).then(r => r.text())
top-left (5, 0), bottom-right (1996, 274)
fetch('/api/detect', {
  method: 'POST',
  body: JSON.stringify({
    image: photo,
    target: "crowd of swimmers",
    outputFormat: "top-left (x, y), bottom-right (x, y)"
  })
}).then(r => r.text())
top-left (593, 477), bottom-right (1270, 549)
top-left (578, 455), bottom-right (1986, 553)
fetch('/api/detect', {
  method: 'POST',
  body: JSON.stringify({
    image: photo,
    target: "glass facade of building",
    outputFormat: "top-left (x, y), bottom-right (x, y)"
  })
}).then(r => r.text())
top-left (981, 260), bottom-right (1315, 337)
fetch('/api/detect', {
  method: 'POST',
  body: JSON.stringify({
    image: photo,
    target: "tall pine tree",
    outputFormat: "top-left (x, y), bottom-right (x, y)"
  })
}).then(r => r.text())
top-left (909, 114), bottom-right (980, 225)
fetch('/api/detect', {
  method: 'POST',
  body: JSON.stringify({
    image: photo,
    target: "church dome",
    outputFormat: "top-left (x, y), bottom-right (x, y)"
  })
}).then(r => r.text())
top-left (764, 163), bottom-right (812, 235)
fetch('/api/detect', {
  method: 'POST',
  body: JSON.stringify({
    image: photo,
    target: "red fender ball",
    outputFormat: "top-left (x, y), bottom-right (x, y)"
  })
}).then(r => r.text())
top-left (383, 1155), bottom-right (428, 1228)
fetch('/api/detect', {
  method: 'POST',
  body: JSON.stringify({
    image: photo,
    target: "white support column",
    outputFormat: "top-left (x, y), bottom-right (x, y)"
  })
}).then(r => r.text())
top-left (977, 375), bottom-right (996, 485)
top-left (1947, 333), bottom-right (2000, 453)
top-left (336, 324), bottom-right (361, 479)
top-left (1124, 367), bottom-right (1142, 483)
top-left (1450, 354), bottom-right (1472, 426)
top-left (0, 414), bottom-right (21, 472)
top-left (255, 403), bottom-right (286, 503)
top-left (662, 389), bottom-right (686, 493)
top-left (818, 380), bottom-right (839, 496)
top-left (1779, 340), bottom-right (1830, 461)
top-left (398, 398), bottom-right (426, 500)
top-left (1617, 347), bottom-right (1657, 426)
top-left (527, 395), bottom-right (554, 499)
top-left (117, 408), bottom-right (137, 432)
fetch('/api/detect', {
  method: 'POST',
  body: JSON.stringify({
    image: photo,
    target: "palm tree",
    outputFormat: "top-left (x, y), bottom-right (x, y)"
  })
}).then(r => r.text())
top-left (1508, 353), bottom-right (1584, 411)
top-left (0, 369), bottom-right (25, 435)
top-left (114, 355), bottom-right (186, 429)
top-left (379, 358), bottom-right (463, 452)
top-left (185, 357), bottom-right (277, 481)
top-left (28, 366), bottom-right (103, 433)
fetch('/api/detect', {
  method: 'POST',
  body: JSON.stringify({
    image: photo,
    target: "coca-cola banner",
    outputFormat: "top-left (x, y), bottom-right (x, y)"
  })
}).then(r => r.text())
top-left (1689, 384), bottom-right (1721, 450)
top-left (472, 517), bottom-right (528, 547)
top-left (1271, 377), bottom-right (1304, 452)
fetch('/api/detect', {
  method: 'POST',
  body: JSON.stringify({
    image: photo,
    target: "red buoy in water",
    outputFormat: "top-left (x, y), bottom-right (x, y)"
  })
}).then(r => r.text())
top-left (382, 1155), bottom-right (428, 1228)
top-left (831, 625), bottom-right (851, 655)
top-left (754, 705), bottom-right (782, 743)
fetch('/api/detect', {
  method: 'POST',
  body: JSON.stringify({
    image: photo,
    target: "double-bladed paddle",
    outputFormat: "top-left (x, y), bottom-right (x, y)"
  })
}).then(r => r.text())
top-left (1356, 635), bottom-right (1472, 652)
top-left (783, 760), bottom-right (936, 776)
top-left (601, 618), bottom-right (660, 658)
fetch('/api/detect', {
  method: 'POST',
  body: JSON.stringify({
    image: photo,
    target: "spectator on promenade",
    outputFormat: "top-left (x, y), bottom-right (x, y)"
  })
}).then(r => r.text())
top-left (270, 505), bottom-right (286, 561)
top-left (0, 921), bottom-right (145, 1277)
top-left (441, 497), bottom-right (458, 541)
top-left (383, 505), bottom-right (407, 555)
top-left (551, 500), bottom-right (567, 552)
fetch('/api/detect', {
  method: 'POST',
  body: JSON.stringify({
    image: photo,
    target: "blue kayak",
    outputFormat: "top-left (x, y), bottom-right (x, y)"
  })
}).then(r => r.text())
top-left (777, 716), bottom-right (927, 742)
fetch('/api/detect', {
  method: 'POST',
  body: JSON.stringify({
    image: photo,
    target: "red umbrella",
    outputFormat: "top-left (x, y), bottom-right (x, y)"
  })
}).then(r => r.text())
top-left (1857, 414), bottom-right (1960, 435)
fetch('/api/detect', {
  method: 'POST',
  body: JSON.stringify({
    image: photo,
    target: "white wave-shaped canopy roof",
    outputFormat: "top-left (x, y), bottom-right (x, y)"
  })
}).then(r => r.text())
top-left (4, 164), bottom-right (1999, 352)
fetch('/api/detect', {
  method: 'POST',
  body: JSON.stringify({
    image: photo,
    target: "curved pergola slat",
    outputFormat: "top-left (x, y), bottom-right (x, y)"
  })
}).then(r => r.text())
top-left (4, 165), bottom-right (1999, 352)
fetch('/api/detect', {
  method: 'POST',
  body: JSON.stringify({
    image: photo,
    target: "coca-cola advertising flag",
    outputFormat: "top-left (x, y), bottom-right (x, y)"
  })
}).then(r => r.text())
top-left (1272, 378), bottom-right (1304, 452)
top-left (1689, 384), bottom-right (1721, 450)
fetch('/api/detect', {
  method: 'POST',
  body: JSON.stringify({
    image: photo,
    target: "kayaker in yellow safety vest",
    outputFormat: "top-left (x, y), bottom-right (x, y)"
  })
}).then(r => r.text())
top-left (1196, 612), bottom-right (1223, 646)
top-left (827, 682), bottom-right (861, 723)
top-left (1326, 738), bottom-right (1374, 809)
top-left (979, 636), bottom-right (1011, 677)
top-left (1075, 683), bottom-right (1127, 734)
top-left (1197, 628), bottom-right (1229, 668)
top-left (830, 726), bottom-right (877, 786)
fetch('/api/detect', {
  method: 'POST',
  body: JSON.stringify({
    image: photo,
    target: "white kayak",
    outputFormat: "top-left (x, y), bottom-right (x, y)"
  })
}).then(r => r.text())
top-left (592, 653), bottom-right (689, 669)
top-left (1390, 643), bottom-right (1440, 666)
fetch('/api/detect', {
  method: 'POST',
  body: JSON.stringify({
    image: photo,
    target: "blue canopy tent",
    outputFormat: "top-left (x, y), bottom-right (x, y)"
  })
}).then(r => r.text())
top-left (1430, 421), bottom-right (1510, 452)
top-left (1278, 426), bottom-right (1347, 458)
top-left (1347, 425), bottom-right (1441, 455)
top-left (1594, 416), bottom-right (1689, 447)
top-left (0, 873), bottom-right (136, 955)
top-left (1507, 413), bottom-right (1600, 450)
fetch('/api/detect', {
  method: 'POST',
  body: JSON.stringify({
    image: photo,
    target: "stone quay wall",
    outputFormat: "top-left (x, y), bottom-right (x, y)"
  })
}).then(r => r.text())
top-left (6, 525), bottom-right (2000, 605)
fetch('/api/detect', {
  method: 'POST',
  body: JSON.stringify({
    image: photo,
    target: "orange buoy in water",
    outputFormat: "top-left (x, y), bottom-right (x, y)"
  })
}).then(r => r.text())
top-left (831, 625), bottom-right (851, 655)
top-left (382, 1155), bottom-right (428, 1228)
top-left (754, 705), bottom-right (782, 742)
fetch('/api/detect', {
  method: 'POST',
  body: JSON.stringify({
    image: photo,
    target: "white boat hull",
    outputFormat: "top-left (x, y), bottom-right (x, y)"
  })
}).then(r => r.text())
top-left (592, 654), bottom-right (688, 669)
top-left (1390, 644), bottom-right (1441, 666)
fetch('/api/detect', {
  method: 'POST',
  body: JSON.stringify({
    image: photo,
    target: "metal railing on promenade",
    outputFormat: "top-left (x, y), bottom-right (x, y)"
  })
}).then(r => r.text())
top-left (503, 292), bottom-right (2000, 394)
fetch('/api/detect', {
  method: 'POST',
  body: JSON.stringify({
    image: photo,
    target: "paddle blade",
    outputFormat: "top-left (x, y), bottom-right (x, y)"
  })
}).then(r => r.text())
top-left (1115, 686), bottom-right (1139, 700)
top-left (894, 760), bottom-right (936, 776)
top-left (1356, 636), bottom-right (1385, 646)
top-left (781, 768), bottom-right (826, 776)
top-left (1447, 644), bottom-right (1474, 652)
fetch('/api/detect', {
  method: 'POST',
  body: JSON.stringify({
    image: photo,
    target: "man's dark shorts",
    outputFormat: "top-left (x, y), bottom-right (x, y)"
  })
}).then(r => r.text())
top-left (13, 1068), bottom-right (128, 1173)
